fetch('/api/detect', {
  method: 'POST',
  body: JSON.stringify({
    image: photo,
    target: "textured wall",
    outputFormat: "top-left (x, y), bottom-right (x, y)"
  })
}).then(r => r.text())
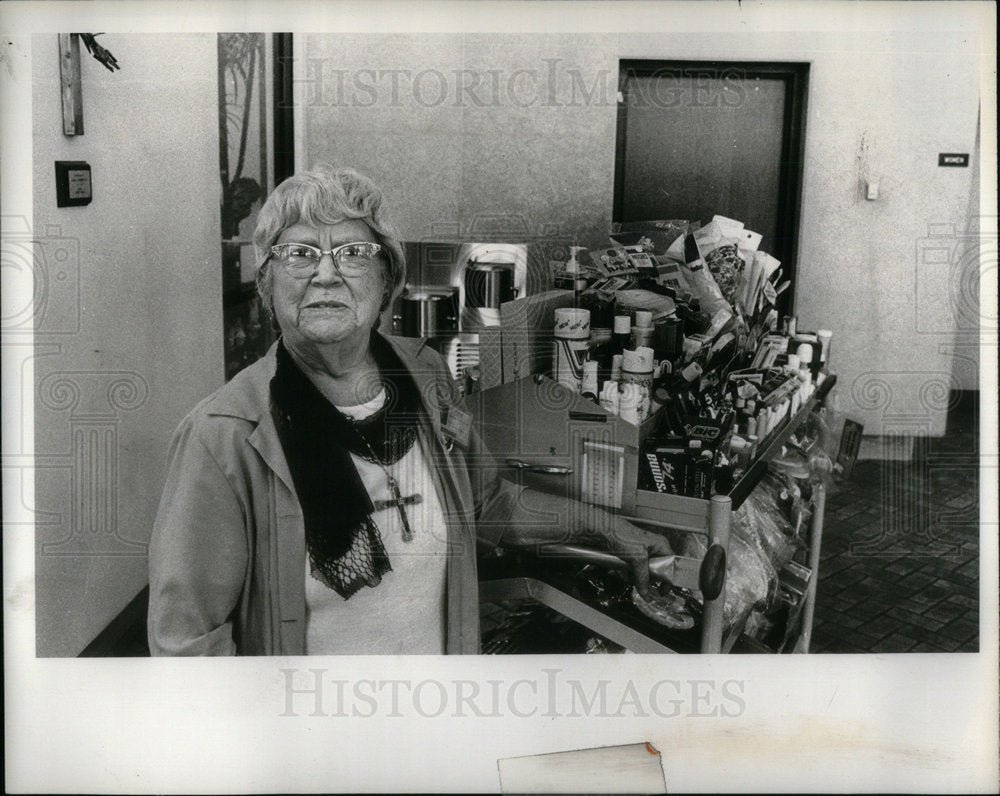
top-left (31, 34), bottom-right (223, 655)
top-left (948, 113), bottom-right (982, 393)
top-left (302, 26), bottom-right (982, 435)
top-left (302, 33), bottom-right (620, 296)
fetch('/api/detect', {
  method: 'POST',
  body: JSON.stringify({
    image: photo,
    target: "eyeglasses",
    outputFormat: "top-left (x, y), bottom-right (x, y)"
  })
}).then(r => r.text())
top-left (267, 241), bottom-right (385, 279)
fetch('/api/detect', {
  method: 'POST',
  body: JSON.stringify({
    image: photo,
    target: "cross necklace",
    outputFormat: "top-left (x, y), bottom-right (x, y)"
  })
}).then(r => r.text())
top-left (348, 419), bottom-right (421, 543)
top-left (373, 471), bottom-right (422, 543)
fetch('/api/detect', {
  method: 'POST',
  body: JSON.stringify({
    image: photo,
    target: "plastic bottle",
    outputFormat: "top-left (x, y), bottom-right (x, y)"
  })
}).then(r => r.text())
top-left (631, 310), bottom-right (654, 349)
top-left (669, 360), bottom-right (703, 394)
top-left (610, 353), bottom-right (623, 383)
top-left (553, 307), bottom-right (591, 392)
top-left (652, 316), bottom-right (684, 369)
top-left (619, 383), bottom-right (644, 425)
top-left (564, 246), bottom-right (589, 293)
top-left (817, 329), bottom-right (833, 366)
top-left (611, 315), bottom-right (632, 355)
top-left (581, 360), bottom-right (599, 401)
top-left (621, 346), bottom-right (655, 419)
top-left (797, 343), bottom-right (814, 385)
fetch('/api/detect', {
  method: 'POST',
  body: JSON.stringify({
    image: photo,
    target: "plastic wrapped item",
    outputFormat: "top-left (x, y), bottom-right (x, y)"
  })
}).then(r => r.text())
top-left (676, 469), bottom-right (801, 629)
top-left (737, 476), bottom-right (800, 568)
top-left (613, 288), bottom-right (677, 321)
top-left (769, 467), bottom-right (816, 542)
top-left (576, 565), bottom-right (633, 610)
top-left (681, 531), bottom-right (772, 628)
top-left (774, 407), bottom-right (837, 489)
top-left (678, 256), bottom-right (731, 315)
top-left (611, 220), bottom-right (692, 254)
top-left (481, 601), bottom-right (627, 654)
top-left (631, 585), bottom-right (696, 630)
top-left (802, 406), bottom-right (839, 478)
top-left (585, 636), bottom-right (625, 654)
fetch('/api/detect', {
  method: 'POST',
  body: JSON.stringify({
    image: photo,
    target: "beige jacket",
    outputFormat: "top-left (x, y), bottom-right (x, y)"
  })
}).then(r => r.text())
top-left (147, 336), bottom-right (514, 655)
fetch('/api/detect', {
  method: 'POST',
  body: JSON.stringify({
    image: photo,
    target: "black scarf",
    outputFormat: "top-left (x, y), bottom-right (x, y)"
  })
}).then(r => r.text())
top-left (269, 334), bottom-right (423, 599)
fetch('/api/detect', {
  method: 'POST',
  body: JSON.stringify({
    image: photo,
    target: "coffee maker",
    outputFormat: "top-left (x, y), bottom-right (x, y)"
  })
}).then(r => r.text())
top-left (388, 241), bottom-right (527, 387)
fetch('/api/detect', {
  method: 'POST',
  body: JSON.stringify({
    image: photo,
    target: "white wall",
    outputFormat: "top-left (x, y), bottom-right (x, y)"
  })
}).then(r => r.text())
top-left (301, 22), bottom-right (982, 437)
top-left (948, 112), bottom-right (982, 393)
top-left (31, 34), bottom-right (223, 656)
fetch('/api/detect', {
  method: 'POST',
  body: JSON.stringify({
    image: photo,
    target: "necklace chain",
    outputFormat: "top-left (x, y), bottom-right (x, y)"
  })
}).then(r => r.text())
top-left (347, 415), bottom-right (396, 466)
top-left (345, 416), bottom-right (417, 543)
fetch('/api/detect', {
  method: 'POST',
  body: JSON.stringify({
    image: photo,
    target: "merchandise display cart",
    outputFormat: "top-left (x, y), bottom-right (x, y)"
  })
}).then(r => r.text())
top-left (476, 385), bottom-right (830, 654)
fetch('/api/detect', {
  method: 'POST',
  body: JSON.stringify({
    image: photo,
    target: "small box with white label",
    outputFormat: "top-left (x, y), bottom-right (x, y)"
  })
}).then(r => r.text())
top-left (55, 161), bottom-right (92, 207)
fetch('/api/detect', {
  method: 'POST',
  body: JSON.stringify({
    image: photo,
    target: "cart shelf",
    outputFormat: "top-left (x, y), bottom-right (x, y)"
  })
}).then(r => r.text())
top-left (478, 389), bottom-right (829, 654)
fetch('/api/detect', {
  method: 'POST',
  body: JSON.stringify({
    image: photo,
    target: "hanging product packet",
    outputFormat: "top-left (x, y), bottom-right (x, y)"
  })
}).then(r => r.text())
top-left (711, 214), bottom-right (763, 257)
top-left (692, 220), bottom-right (746, 307)
top-left (704, 243), bottom-right (745, 306)
top-left (662, 231), bottom-right (731, 316)
top-left (743, 250), bottom-right (782, 315)
top-left (590, 246), bottom-right (638, 279)
top-left (623, 245), bottom-right (657, 271)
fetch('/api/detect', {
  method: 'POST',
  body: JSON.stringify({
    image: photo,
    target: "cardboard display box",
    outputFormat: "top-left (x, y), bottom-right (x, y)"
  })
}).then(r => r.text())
top-left (477, 289), bottom-right (576, 390)
top-left (470, 373), bottom-right (658, 512)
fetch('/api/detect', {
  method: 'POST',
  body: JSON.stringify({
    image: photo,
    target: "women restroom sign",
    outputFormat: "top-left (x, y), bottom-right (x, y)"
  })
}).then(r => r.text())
top-left (938, 153), bottom-right (970, 167)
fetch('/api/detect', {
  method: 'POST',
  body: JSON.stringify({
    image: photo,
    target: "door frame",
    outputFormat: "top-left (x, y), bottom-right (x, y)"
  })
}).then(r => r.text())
top-left (272, 32), bottom-right (295, 184)
top-left (614, 59), bottom-right (809, 313)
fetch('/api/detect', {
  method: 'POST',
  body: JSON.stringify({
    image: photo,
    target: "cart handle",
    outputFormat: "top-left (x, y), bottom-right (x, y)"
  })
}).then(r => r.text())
top-left (699, 544), bottom-right (727, 600)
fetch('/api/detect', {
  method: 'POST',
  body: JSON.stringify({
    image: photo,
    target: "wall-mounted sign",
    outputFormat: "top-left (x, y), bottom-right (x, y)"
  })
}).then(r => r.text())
top-left (938, 153), bottom-right (970, 167)
top-left (55, 161), bottom-right (92, 206)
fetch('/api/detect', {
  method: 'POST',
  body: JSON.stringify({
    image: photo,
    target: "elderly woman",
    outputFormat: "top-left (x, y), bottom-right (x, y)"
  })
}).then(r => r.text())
top-left (148, 165), bottom-right (672, 655)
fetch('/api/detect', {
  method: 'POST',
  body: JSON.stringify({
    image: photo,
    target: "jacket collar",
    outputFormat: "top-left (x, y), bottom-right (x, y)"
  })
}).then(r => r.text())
top-left (206, 334), bottom-right (431, 424)
top-left (207, 334), bottom-right (436, 491)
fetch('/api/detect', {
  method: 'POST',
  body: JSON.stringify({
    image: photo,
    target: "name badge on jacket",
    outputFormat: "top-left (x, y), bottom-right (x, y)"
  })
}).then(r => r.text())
top-left (440, 404), bottom-right (472, 450)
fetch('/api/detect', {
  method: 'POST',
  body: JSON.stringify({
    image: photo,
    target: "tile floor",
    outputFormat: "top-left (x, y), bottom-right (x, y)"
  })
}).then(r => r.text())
top-left (809, 397), bottom-right (981, 653)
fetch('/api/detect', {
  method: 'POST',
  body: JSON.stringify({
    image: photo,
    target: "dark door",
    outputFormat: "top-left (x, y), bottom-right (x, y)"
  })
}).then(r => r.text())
top-left (614, 61), bottom-right (808, 312)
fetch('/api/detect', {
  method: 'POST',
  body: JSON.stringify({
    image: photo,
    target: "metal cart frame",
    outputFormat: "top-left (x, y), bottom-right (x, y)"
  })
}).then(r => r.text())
top-left (478, 395), bottom-right (828, 654)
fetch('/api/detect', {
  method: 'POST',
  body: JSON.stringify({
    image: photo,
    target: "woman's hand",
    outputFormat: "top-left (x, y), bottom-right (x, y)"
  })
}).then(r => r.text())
top-left (502, 489), bottom-right (674, 598)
